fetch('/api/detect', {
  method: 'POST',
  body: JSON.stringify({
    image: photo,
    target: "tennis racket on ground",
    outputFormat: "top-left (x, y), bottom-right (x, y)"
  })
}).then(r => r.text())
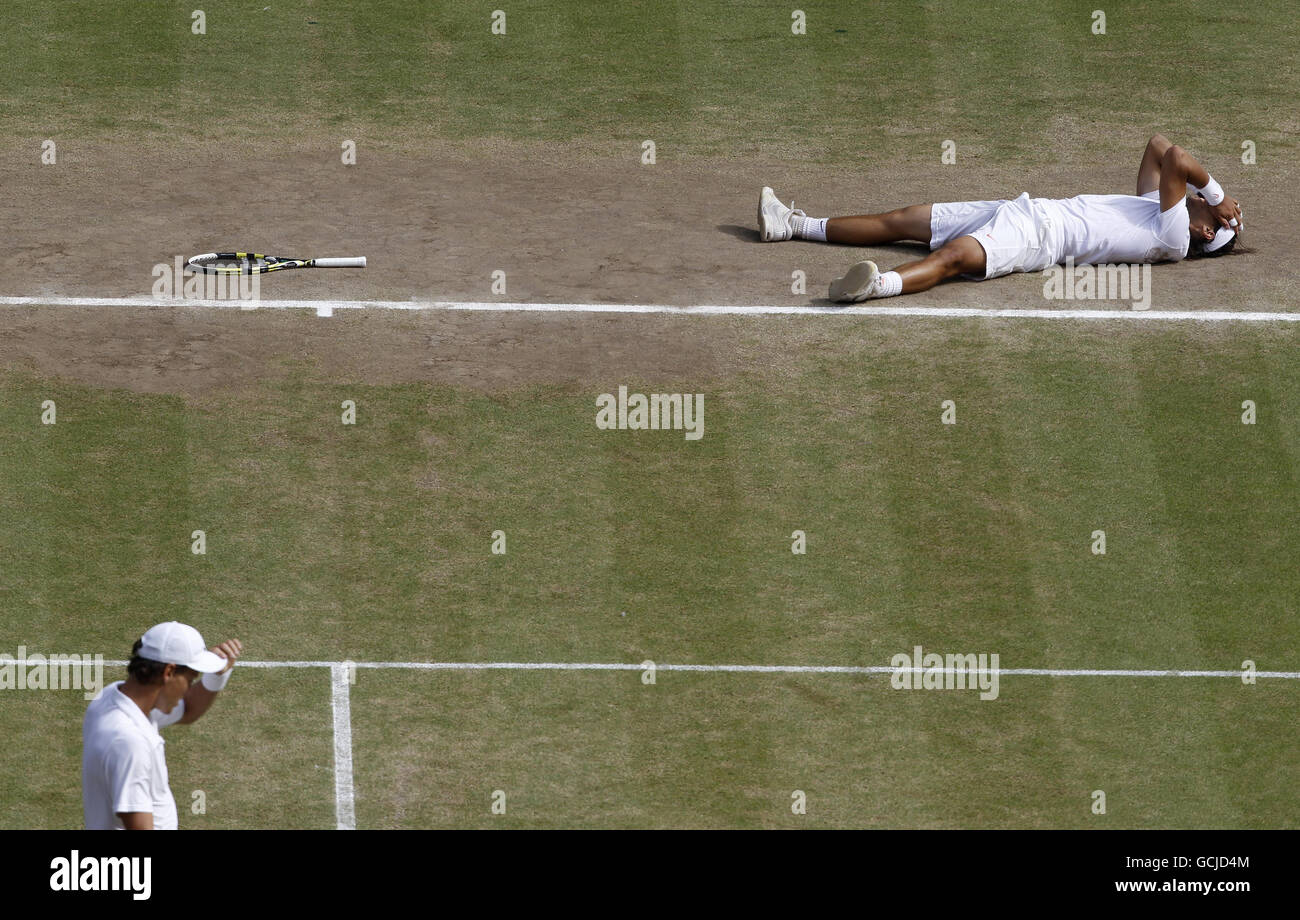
top-left (186, 252), bottom-right (367, 274)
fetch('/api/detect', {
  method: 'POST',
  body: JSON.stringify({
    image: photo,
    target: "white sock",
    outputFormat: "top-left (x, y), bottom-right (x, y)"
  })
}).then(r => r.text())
top-left (874, 271), bottom-right (903, 297)
top-left (792, 214), bottom-right (828, 241)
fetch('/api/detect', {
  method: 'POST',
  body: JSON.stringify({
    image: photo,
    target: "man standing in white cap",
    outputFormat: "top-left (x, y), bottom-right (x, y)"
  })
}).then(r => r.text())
top-left (82, 622), bottom-right (243, 830)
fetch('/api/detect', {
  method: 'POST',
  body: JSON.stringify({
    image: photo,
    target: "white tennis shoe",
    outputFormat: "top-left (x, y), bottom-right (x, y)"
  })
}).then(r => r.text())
top-left (828, 260), bottom-right (883, 302)
top-left (758, 186), bottom-right (804, 242)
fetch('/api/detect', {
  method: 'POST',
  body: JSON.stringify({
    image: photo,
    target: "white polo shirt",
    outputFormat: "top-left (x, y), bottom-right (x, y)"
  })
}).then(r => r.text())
top-left (82, 681), bottom-right (184, 830)
top-left (1036, 190), bottom-right (1191, 266)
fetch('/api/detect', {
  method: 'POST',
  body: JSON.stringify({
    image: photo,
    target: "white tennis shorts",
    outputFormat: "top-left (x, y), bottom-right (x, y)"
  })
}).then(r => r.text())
top-left (930, 192), bottom-right (1057, 279)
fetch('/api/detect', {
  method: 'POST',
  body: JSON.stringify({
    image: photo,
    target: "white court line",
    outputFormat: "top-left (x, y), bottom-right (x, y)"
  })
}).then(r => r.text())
top-left (99, 659), bottom-right (1300, 678)
top-left (329, 664), bottom-right (357, 831)
top-left (2, 295), bottom-right (1298, 322)
top-left (93, 656), bottom-right (1291, 831)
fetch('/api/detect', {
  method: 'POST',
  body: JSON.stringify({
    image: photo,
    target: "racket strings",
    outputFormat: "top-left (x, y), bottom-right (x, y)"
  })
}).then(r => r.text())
top-left (188, 253), bottom-right (298, 274)
top-left (184, 251), bottom-right (363, 274)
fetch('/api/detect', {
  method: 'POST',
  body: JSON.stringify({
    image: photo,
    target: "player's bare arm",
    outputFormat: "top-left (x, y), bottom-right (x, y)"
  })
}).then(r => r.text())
top-left (178, 638), bottom-right (243, 724)
top-left (1139, 134), bottom-right (1241, 231)
top-left (117, 811), bottom-right (153, 830)
top-left (1162, 145), bottom-right (1241, 226)
top-left (1136, 133), bottom-right (1174, 195)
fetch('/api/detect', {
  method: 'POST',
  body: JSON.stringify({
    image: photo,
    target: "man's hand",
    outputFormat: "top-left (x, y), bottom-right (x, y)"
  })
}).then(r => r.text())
top-left (1208, 195), bottom-right (1242, 230)
top-left (177, 638), bottom-right (243, 724)
top-left (211, 638), bottom-right (244, 673)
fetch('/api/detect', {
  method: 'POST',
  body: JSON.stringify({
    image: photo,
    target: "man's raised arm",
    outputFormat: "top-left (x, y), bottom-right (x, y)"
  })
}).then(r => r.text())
top-left (1159, 142), bottom-right (1241, 228)
top-left (1136, 134), bottom-right (1173, 195)
top-left (178, 638), bottom-right (243, 725)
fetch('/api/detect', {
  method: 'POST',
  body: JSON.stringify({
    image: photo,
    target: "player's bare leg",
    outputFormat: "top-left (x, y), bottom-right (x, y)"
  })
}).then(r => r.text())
top-left (826, 205), bottom-right (933, 245)
top-left (756, 189), bottom-right (984, 300)
top-left (829, 236), bottom-right (986, 301)
top-left (891, 235), bottom-right (985, 292)
top-left (759, 187), bottom-right (932, 245)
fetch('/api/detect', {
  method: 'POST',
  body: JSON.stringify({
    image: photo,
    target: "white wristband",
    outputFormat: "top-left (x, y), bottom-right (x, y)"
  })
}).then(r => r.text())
top-left (201, 668), bottom-right (232, 691)
top-left (1195, 175), bottom-right (1224, 206)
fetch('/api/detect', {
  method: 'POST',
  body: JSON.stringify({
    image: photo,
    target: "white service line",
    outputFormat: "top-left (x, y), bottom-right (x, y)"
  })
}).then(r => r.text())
top-left (329, 664), bottom-right (357, 831)
top-left (94, 655), bottom-right (1292, 832)
top-left (99, 659), bottom-right (1300, 678)
top-left (2, 295), bottom-right (1298, 322)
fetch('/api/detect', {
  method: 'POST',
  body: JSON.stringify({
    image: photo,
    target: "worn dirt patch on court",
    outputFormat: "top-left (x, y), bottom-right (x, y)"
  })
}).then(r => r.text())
top-left (0, 141), bottom-right (1290, 396)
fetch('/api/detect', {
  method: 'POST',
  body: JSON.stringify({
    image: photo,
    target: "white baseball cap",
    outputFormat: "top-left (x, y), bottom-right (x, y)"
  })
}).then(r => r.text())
top-left (138, 622), bottom-right (227, 673)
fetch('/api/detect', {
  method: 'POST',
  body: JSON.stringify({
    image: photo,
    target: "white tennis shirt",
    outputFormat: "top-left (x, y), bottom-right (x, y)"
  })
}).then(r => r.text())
top-left (1035, 190), bottom-right (1190, 266)
top-left (82, 681), bottom-right (185, 830)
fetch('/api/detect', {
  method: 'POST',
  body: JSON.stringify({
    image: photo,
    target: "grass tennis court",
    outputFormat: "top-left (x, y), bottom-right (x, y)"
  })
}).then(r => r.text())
top-left (2, 1), bottom-right (1295, 165)
top-left (2, 0), bottom-right (1297, 829)
top-left (4, 317), bottom-right (1297, 827)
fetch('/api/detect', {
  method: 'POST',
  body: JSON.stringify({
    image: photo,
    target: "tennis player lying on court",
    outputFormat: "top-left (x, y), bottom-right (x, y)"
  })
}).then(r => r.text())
top-left (757, 134), bottom-right (1244, 301)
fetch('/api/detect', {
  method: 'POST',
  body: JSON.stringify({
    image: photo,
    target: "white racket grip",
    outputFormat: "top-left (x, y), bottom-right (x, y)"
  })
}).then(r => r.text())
top-left (313, 257), bottom-right (366, 268)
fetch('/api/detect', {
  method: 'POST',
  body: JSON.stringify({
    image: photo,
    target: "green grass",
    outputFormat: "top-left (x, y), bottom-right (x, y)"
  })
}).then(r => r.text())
top-left (7, 668), bottom-right (336, 829)
top-left (353, 671), bottom-right (1299, 828)
top-left (2, 319), bottom-right (1297, 828)
top-left (2, 1), bottom-right (1296, 165)
top-left (3, 0), bottom-right (1295, 829)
